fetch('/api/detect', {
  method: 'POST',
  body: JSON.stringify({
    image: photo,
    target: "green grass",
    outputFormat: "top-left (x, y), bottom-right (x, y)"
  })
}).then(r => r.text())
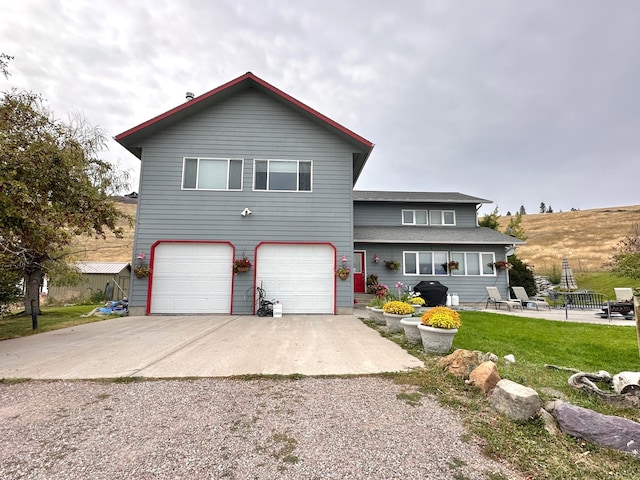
top-left (572, 272), bottom-right (640, 299)
top-left (0, 304), bottom-right (117, 340)
top-left (454, 311), bottom-right (640, 417)
top-left (455, 311), bottom-right (639, 372)
top-left (366, 312), bottom-right (640, 478)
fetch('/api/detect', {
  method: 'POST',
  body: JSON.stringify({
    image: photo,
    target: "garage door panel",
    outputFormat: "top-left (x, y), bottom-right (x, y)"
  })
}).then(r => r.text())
top-left (150, 243), bottom-right (233, 314)
top-left (256, 244), bottom-right (334, 314)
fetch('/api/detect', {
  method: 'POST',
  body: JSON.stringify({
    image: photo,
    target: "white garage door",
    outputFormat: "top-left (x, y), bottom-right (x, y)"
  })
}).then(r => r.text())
top-left (256, 243), bottom-right (334, 314)
top-left (150, 242), bottom-right (233, 314)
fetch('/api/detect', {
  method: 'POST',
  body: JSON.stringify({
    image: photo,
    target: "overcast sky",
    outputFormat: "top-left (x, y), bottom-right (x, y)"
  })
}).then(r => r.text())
top-left (3, 0), bottom-right (639, 215)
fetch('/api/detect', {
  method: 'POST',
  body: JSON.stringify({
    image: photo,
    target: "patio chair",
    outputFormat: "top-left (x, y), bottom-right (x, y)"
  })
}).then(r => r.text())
top-left (510, 286), bottom-right (550, 310)
top-left (485, 286), bottom-right (523, 311)
top-left (614, 288), bottom-right (633, 303)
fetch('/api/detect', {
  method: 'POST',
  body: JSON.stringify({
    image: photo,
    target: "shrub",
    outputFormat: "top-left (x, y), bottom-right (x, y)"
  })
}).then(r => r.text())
top-left (546, 264), bottom-right (561, 284)
top-left (382, 301), bottom-right (414, 315)
top-left (508, 254), bottom-right (537, 296)
top-left (372, 283), bottom-right (389, 298)
top-left (421, 306), bottom-right (461, 329)
top-left (89, 289), bottom-right (109, 304)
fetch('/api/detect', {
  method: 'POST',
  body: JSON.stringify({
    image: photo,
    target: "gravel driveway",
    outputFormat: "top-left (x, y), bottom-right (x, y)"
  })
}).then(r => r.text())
top-left (0, 377), bottom-right (519, 479)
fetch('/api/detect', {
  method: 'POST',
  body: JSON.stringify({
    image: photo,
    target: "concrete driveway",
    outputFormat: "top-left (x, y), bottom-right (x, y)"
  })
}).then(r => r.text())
top-left (0, 315), bottom-right (424, 379)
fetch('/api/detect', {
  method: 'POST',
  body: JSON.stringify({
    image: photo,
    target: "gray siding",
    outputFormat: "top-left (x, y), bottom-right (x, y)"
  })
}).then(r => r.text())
top-left (354, 202), bottom-right (478, 227)
top-left (354, 243), bottom-right (509, 303)
top-left (129, 89), bottom-right (363, 312)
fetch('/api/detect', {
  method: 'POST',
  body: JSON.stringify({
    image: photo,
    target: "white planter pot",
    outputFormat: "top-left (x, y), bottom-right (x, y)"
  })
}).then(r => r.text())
top-left (383, 312), bottom-right (411, 333)
top-left (417, 324), bottom-right (458, 354)
top-left (370, 307), bottom-right (386, 325)
top-left (399, 318), bottom-right (422, 344)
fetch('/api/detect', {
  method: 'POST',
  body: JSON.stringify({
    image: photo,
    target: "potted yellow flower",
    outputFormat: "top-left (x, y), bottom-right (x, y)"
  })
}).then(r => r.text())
top-left (417, 306), bottom-right (461, 354)
top-left (382, 300), bottom-right (414, 333)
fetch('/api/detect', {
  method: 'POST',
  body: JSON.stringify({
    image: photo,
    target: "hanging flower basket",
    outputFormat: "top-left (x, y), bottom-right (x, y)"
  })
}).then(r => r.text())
top-left (491, 261), bottom-right (512, 271)
top-left (336, 266), bottom-right (350, 280)
top-left (384, 260), bottom-right (400, 271)
top-left (233, 256), bottom-right (252, 274)
top-left (134, 265), bottom-right (150, 278)
top-left (447, 260), bottom-right (459, 271)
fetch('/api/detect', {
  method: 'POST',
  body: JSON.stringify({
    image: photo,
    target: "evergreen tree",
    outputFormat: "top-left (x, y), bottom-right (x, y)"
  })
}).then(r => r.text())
top-left (539, 202), bottom-right (546, 213)
top-left (478, 206), bottom-right (499, 230)
top-left (518, 205), bottom-right (526, 215)
top-left (508, 255), bottom-right (537, 295)
top-left (504, 213), bottom-right (527, 241)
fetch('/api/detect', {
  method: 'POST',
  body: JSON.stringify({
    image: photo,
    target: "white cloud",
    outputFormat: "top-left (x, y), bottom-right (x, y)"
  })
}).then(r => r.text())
top-left (2, 0), bottom-right (640, 213)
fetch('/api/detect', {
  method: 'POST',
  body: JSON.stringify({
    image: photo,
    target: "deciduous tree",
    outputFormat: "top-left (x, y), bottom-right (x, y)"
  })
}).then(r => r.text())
top-left (608, 222), bottom-right (640, 279)
top-left (0, 90), bottom-right (132, 315)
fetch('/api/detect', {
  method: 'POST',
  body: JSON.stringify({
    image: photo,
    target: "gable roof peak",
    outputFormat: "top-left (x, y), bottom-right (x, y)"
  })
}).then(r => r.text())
top-left (115, 71), bottom-right (373, 154)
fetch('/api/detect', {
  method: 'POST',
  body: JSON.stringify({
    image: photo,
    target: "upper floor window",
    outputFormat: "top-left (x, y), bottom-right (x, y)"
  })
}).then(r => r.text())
top-left (402, 209), bottom-right (455, 225)
top-left (430, 210), bottom-right (456, 225)
top-left (402, 210), bottom-right (428, 225)
top-left (254, 159), bottom-right (312, 192)
top-left (182, 157), bottom-right (243, 190)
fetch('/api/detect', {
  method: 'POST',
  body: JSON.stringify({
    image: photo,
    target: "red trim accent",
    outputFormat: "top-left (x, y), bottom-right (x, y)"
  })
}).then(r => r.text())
top-left (115, 72), bottom-right (373, 149)
top-left (254, 241), bottom-right (337, 315)
top-left (146, 240), bottom-right (235, 315)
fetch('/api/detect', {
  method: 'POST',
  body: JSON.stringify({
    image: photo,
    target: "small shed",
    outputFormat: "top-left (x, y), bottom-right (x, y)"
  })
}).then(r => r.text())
top-left (47, 262), bottom-right (131, 304)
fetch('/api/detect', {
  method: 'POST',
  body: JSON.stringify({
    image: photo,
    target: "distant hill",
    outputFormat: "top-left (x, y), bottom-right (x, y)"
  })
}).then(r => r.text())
top-left (497, 205), bottom-right (640, 273)
top-left (74, 199), bottom-right (640, 274)
top-left (72, 199), bottom-right (136, 263)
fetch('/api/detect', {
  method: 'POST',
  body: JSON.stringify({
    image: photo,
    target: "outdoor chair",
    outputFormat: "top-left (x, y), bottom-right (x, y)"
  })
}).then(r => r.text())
top-left (510, 286), bottom-right (550, 310)
top-left (614, 288), bottom-right (633, 303)
top-left (485, 286), bottom-right (523, 311)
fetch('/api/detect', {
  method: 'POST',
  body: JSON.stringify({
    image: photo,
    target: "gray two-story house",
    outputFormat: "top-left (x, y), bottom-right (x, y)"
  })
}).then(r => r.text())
top-left (116, 72), bottom-right (520, 316)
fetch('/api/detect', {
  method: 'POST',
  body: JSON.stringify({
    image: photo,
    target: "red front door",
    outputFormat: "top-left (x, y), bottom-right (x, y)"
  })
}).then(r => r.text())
top-left (353, 251), bottom-right (365, 293)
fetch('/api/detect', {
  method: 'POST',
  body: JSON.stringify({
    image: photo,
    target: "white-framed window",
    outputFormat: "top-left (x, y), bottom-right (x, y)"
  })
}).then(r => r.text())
top-left (403, 251), bottom-right (449, 275)
top-left (401, 209), bottom-right (456, 225)
top-left (429, 210), bottom-right (456, 225)
top-left (402, 210), bottom-right (428, 225)
top-left (182, 157), bottom-right (243, 190)
top-left (450, 252), bottom-right (496, 276)
top-left (253, 159), bottom-right (312, 192)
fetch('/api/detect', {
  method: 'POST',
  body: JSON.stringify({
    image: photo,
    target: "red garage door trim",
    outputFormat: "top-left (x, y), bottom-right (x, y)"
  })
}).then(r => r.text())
top-left (147, 240), bottom-right (235, 315)
top-left (254, 241), bottom-right (337, 314)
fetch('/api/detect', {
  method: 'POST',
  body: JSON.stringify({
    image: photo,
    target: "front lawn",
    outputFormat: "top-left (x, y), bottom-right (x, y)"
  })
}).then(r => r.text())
top-left (370, 310), bottom-right (640, 479)
top-left (0, 304), bottom-right (117, 340)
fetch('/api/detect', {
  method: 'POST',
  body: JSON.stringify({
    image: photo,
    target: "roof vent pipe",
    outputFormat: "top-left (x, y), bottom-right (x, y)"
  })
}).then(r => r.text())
top-left (185, 92), bottom-right (195, 101)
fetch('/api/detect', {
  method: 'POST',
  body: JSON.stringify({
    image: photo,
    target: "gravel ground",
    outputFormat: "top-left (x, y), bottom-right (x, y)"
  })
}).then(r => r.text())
top-left (0, 377), bottom-right (520, 479)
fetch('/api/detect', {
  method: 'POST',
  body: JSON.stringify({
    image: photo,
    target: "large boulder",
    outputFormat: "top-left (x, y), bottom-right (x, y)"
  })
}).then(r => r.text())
top-left (490, 379), bottom-right (541, 421)
top-left (469, 361), bottom-right (501, 395)
top-left (436, 349), bottom-right (481, 377)
top-left (548, 400), bottom-right (640, 458)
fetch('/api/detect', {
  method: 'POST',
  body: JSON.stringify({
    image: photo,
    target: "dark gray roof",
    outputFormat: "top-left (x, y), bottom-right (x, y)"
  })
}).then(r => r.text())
top-left (354, 226), bottom-right (524, 245)
top-left (353, 190), bottom-right (492, 204)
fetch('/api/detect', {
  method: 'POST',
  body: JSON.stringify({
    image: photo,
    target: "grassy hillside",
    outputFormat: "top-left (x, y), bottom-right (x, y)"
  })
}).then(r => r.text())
top-left (75, 199), bottom-right (640, 277)
top-left (71, 200), bottom-right (136, 263)
top-left (498, 205), bottom-right (640, 274)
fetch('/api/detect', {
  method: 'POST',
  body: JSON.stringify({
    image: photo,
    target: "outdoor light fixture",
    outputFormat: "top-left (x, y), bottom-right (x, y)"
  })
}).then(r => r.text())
top-left (241, 208), bottom-right (252, 217)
